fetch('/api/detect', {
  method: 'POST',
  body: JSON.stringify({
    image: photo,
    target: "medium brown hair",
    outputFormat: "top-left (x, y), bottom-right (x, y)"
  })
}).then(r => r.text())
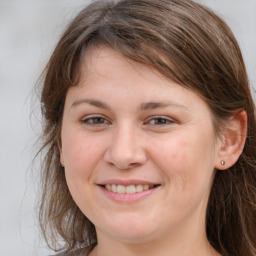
top-left (38, 0), bottom-right (256, 255)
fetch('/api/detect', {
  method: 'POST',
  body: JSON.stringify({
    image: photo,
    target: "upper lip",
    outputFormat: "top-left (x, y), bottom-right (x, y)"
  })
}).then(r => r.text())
top-left (97, 179), bottom-right (160, 186)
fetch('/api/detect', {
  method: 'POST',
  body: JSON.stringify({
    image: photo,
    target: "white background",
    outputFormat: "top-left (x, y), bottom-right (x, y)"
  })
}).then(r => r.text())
top-left (0, 1), bottom-right (255, 256)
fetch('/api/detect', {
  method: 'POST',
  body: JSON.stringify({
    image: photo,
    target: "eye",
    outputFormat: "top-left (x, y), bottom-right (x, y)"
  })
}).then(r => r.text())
top-left (146, 116), bottom-right (175, 126)
top-left (81, 115), bottom-right (110, 126)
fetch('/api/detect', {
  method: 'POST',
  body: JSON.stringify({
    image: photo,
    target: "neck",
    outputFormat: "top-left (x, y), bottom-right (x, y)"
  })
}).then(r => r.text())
top-left (91, 236), bottom-right (218, 256)
top-left (90, 221), bottom-right (220, 256)
top-left (89, 198), bottom-right (220, 256)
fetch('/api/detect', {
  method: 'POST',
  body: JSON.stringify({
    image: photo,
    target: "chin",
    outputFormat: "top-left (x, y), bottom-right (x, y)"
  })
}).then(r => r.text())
top-left (98, 215), bottom-right (160, 243)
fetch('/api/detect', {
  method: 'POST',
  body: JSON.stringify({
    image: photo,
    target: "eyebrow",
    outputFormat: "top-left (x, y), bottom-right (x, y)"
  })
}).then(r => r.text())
top-left (71, 99), bottom-right (111, 110)
top-left (138, 101), bottom-right (187, 111)
top-left (71, 98), bottom-right (188, 111)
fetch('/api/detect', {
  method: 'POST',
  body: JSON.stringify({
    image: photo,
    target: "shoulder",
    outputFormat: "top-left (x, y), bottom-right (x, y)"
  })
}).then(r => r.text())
top-left (53, 253), bottom-right (86, 256)
top-left (52, 248), bottom-right (90, 256)
top-left (51, 244), bottom-right (95, 256)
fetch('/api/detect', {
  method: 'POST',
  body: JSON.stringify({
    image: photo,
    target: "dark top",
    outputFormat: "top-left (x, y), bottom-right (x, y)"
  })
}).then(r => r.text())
top-left (55, 252), bottom-right (86, 256)
top-left (54, 246), bottom-right (93, 256)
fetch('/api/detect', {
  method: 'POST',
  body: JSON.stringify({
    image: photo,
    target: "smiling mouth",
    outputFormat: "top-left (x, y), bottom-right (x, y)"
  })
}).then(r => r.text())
top-left (101, 184), bottom-right (160, 194)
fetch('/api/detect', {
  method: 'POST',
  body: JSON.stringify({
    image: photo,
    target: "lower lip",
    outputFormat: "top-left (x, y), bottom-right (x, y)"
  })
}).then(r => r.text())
top-left (98, 185), bottom-right (160, 203)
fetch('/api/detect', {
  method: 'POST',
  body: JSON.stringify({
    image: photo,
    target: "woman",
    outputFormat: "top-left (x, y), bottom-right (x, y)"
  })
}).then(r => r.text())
top-left (38, 0), bottom-right (256, 255)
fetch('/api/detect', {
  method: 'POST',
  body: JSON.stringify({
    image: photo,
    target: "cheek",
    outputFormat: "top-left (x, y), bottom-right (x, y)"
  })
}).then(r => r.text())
top-left (150, 131), bottom-right (216, 188)
top-left (150, 132), bottom-right (216, 216)
top-left (151, 134), bottom-right (190, 173)
top-left (61, 131), bottom-right (105, 210)
top-left (61, 130), bottom-right (105, 182)
top-left (63, 131), bottom-right (97, 162)
top-left (170, 139), bottom-right (190, 163)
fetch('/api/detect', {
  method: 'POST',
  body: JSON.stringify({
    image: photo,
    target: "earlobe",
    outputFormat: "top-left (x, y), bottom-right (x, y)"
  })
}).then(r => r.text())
top-left (57, 134), bottom-right (64, 167)
top-left (215, 110), bottom-right (247, 170)
top-left (58, 143), bottom-right (64, 167)
top-left (60, 154), bottom-right (64, 167)
top-left (59, 147), bottom-right (65, 167)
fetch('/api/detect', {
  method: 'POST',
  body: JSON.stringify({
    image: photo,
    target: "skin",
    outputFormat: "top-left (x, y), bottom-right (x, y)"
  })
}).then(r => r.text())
top-left (60, 46), bottom-right (246, 256)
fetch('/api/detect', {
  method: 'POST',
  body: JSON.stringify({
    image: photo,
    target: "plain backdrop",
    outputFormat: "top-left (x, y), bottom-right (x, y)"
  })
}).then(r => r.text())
top-left (0, 1), bottom-right (255, 256)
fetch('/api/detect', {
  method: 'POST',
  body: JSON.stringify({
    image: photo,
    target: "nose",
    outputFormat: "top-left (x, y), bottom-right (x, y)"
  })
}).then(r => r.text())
top-left (104, 124), bottom-right (147, 170)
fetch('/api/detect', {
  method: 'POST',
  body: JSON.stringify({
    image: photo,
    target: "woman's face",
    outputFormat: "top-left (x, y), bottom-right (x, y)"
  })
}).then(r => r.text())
top-left (61, 46), bottom-right (220, 244)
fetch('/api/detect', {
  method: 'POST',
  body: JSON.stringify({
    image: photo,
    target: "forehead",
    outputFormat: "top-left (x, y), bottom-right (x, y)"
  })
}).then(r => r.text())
top-left (66, 47), bottom-right (213, 120)
top-left (78, 46), bottom-right (181, 95)
top-left (81, 45), bottom-right (158, 83)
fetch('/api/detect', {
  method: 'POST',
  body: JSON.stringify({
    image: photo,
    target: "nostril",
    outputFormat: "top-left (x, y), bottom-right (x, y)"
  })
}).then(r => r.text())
top-left (103, 140), bottom-right (147, 170)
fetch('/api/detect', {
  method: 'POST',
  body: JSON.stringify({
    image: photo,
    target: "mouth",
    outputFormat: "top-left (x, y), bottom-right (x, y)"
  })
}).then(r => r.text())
top-left (99, 184), bottom-right (160, 194)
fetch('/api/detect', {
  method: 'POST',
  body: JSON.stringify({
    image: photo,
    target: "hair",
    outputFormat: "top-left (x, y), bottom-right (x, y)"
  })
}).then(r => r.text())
top-left (38, 0), bottom-right (256, 255)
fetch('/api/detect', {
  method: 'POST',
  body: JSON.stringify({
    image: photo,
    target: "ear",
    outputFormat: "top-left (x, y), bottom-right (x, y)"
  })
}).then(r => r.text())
top-left (60, 151), bottom-right (64, 167)
top-left (57, 135), bottom-right (64, 167)
top-left (215, 110), bottom-right (247, 170)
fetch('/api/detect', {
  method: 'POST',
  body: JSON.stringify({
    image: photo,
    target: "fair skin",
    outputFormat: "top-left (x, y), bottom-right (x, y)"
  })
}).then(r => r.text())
top-left (60, 46), bottom-right (246, 256)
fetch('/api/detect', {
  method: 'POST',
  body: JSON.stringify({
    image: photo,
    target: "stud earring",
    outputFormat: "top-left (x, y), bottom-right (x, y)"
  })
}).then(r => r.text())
top-left (220, 160), bottom-right (225, 165)
top-left (60, 161), bottom-right (64, 167)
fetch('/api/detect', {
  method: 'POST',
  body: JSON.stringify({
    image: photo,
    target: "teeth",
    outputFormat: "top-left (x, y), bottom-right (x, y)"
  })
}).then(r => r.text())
top-left (143, 184), bottom-right (149, 190)
top-left (112, 184), bottom-right (117, 192)
top-left (104, 184), bottom-right (156, 194)
top-left (117, 185), bottom-right (126, 193)
top-left (126, 185), bottom-right (136, 194)
top-left (136, 184), bottom-right (143, 192)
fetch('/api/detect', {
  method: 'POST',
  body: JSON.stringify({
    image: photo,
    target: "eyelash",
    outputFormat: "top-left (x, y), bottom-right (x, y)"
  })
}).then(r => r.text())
top-left (146, 116), bottom-right (175, 126)
top-left (81, 115), bottom-right (110, 126)
top-left (81, 115), bottom-right (175, 127)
